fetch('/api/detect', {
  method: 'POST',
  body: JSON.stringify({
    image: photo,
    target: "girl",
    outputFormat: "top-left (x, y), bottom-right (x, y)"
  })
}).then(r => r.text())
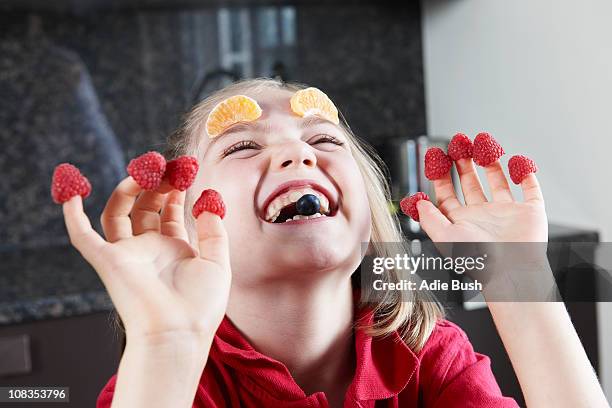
top-left (61, 78), bottom-right (608, 407)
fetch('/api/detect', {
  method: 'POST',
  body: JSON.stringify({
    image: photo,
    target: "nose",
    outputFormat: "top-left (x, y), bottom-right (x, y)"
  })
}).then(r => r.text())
top-left (270, 141), bottom-right (317, 172)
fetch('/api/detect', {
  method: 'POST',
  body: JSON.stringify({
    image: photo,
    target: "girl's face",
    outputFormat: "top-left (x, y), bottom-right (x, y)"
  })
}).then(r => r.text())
top-left (194, 88), bottom-right (371, 286)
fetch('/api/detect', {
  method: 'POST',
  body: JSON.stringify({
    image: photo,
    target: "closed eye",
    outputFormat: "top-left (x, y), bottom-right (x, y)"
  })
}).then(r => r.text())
top-left (222, 140), bottom-right (261, 157)
top-left (310, 134), bottom-right (344, 146)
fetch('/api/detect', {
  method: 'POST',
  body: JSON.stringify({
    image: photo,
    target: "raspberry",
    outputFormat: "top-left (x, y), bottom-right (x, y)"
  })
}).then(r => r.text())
top-left (127, 151), bottom-right (166, 190)
top-left (424, 147), bottom-right (453, 180)
top-left (165, 156), bottom-right (199, 191)
top-left (447, 133), bottom-right (473, 161)
top-left (192, 189), bottom-right (226, 219)
top-left (399, 192), bottom-right (430, 222)
top-left (508, 155), bottom-right (538, 184)
top-left (51, 163), bottom-right (92, 204)
top-left (473, 132), bottom-right (504, 167)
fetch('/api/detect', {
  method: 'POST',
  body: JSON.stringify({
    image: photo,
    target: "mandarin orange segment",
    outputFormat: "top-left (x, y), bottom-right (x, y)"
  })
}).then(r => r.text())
top-left (205, 95), bottom-right (263, 138)
top-left (290, 87), bottom-right (339, 125)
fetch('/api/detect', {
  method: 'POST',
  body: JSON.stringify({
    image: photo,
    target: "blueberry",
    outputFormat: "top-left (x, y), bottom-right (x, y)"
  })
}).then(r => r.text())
top-left (296, 194), bottom-right (320, 216)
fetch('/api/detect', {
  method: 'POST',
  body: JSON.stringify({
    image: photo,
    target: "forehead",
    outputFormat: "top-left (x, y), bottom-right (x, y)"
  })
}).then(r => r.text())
top-left (200, 87), bottom-right (340, 151)
top-left (243, 87), bottom-right (294, 117)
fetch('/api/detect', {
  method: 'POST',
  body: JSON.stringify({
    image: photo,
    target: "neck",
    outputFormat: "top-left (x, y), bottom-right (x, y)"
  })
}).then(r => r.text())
top-left (226, 272), bottom-right (356, 398)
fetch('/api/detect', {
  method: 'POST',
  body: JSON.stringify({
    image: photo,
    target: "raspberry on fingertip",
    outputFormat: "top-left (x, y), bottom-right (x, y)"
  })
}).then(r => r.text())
top-left (51, 163), bottom-right (92, 204)
top-left (424, 147), bottom-right (453, 180)
top-left (127, 151), bottom-right (166, 191)
top-left (473, 132), bottom-right (504, 167)
top-left (399, 192), bottom-right (430, 222)
top-left (448, 133), bottom-right (473, 161)
top-left (508, 155), bottom-right (538, 184)
top-left (192, 189), bottom-right (226, 219)
top-left (165, 156), bottom-right (199, 191)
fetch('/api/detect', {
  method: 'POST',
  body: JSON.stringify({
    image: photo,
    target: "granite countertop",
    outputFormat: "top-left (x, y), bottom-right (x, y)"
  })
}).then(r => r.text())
top-left (0, 223), bottom-right (600, 326)
top-left (0, 243), bottom-right (112, 326)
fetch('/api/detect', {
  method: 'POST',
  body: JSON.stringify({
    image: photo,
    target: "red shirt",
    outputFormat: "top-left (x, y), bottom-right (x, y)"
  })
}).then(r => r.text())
top-left (97, 307), bottom-right (519, 407)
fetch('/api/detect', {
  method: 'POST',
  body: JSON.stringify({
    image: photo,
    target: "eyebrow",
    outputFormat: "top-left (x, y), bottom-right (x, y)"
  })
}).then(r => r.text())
top-left (297, 115), bottom-right (339, 129)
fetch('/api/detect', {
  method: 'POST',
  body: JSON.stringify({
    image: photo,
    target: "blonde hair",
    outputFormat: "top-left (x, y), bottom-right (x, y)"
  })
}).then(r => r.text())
top-left (163, 78), bottom-right (443, 352)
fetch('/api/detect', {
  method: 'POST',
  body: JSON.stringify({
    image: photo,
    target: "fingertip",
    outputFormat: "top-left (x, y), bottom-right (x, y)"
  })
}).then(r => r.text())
top-left (195, 210), bottom-right (229, 268)
top-left (484, 160), bottom-right (503, 172)
top-left (455, 157), bottom-right (474, 168)
top-left (432, 171), bottom-right (453, 186)
top-left (62, 195), bottom-right (83, 213)
top-left (520, 173), bottom-right (544, 202)
top-left (416, 198), bottom-right (434, 213)
top-left (195, 210), bottom-right (225, 236)
top-left (122, 175), bottom-right (143, 191)
top-left (416, 199), bottom-right (442, 223)
top-left (521, 172), bottom-right (538, 185)
top-left (157, 178), bottom-right (174, 194)
top-left (414, 198), bottom-right (452, 241)
top-left (164, 189), bottom-right (186, 206)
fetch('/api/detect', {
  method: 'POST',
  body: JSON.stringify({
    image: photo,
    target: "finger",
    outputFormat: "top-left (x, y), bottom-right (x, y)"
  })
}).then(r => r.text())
top-left (520, 173), bottom-right (544, 203)
top-left (131, 190), bottom-right (167, 235)
top-left (127, 178), bottom-right (178, 235)
top-left (455, 159), bottom-right (487, 204)
top-left (432, 173), bottom-right (462, 215)
top-left (100, 177), bottom-right (142, 242)
top-left (483, 161), bottom-right (514, 202)
top-left (416, 200), bottom-right (452, 242)
top-left (156, 179), bottom-right (175, 195)
top-left (196, 211), bottom-right (230, 271)
top-left (160, 190), bottom-right (190, 241)
top-left (62, 196), bottom-right (108, 270)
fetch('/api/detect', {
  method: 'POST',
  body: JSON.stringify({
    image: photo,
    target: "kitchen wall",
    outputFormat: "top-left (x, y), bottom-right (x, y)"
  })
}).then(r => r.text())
top-left (421, 0), bottom-right (612, 397)
top-left (0, 3), bottom-right (427, 250)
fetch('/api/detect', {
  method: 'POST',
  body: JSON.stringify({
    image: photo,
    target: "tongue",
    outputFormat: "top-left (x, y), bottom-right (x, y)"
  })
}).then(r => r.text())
top-left (274, 203), bottom-right (299, 223)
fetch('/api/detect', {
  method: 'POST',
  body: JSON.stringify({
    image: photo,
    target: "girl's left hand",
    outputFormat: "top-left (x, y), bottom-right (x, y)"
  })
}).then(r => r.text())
top-left (417, 159), bottom-right (548, 244)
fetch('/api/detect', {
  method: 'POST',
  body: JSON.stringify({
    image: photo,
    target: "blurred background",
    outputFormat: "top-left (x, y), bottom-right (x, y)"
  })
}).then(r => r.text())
top-left (0, 0), bottom-right (610, 406)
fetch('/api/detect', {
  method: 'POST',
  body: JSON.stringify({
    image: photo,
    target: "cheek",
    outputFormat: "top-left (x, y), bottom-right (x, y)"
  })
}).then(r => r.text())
top-left (331, 153), bottom-right (370, 208)
top-left (193, 160), bottom-right (261, 236)
top-left (322, 152), bottom-right (372, 236)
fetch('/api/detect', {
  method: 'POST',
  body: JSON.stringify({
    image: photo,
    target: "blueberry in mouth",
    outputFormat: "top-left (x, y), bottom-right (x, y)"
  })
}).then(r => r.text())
top-left (296, 193), bottom-right (320, 216)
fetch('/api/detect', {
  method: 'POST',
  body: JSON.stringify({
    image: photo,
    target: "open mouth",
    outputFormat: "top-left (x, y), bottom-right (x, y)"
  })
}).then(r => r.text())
top-left (263, 184), bottom-right (338, 223)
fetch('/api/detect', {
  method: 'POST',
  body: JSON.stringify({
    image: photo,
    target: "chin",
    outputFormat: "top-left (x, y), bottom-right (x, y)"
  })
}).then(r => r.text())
top-left (275, 237), bottom-right (361, 276)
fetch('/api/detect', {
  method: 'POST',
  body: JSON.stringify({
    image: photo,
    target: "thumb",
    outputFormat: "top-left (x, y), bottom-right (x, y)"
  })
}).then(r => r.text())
top-left (416, 199), bottom-right (451, 242)
top-left (194, 203), bottom-right (230, 271)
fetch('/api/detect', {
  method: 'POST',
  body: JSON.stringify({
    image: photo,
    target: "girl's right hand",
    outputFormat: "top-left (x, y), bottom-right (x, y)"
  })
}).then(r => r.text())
top-left (61, 176), bottom-right (231, 347)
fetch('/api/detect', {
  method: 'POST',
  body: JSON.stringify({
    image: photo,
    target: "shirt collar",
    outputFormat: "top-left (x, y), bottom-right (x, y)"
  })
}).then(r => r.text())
top-left (211, 294), bottom-right (419, 402)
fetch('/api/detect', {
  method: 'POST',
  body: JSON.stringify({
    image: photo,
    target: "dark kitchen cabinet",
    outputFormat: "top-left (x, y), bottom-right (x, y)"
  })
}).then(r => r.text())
top-left (0, 312), bottom-right (120, 407)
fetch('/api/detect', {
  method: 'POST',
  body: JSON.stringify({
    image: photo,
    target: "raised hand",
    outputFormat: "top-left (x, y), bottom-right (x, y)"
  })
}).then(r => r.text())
top-left (412, 139), bottom-right (610, 407)
top-left (417, 159), bottom-right (547, 244)
top-left (61, 177), bottom-right (231, 346)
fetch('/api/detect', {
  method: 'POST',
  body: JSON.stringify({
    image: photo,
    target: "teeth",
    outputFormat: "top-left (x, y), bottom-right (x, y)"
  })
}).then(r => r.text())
top-left (289, 191), bottom-right (302, 202)
top-left (318, 194), bottom-right (329, 214)
top-left (265, 187), bottom-right (333, 221)
top-left (283, 213), bottom-right (327, 223)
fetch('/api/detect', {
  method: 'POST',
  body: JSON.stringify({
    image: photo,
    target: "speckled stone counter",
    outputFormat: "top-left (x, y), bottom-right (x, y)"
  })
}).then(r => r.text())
top-left (0, 244), bottom-right (112, 325)
top-left (0, 40), bottom-right (125, 249)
